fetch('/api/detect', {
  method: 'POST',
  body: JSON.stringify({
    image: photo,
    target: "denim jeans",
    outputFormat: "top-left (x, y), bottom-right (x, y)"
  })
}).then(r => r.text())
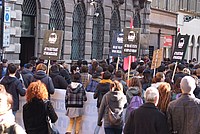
top-left (104, 127), bottom-right (122, 134)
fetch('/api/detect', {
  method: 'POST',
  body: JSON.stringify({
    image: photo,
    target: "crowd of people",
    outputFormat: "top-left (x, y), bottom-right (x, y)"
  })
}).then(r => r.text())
top-left (0, 56), bottom-right (200, 134)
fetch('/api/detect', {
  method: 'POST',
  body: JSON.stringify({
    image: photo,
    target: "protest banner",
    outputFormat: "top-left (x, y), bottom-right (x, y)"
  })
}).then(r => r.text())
top-left (16, 89), bottom-right (105, 134)
top-left (41, 30), bottom-right (64, 61)
top-left (151, 48), bottom-right (163, 76)
top-left (171, 34), bottom-right (190, 61)
top-left (123, 28), bottom-right (140, 57)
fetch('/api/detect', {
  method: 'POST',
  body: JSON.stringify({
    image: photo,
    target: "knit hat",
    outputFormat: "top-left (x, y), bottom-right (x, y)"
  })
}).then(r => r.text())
top-left (180, 76), bottom-right (196, 93)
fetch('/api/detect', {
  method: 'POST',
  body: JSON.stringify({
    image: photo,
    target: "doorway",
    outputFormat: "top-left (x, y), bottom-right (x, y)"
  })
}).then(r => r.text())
top-left (19, 37), bottom-right (35, 67)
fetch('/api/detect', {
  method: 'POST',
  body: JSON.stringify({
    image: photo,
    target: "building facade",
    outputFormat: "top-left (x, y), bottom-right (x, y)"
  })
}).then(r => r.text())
top-left (151, 0), bottom-right (200, 62)
top-left (0, 0), bottom-right (150, 65)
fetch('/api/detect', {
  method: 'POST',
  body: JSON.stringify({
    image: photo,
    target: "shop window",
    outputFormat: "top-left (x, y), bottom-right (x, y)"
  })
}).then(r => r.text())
top-left (91, 3), bottom-right (104, 60)
top-left (71, 2), bottom-right (86, 60)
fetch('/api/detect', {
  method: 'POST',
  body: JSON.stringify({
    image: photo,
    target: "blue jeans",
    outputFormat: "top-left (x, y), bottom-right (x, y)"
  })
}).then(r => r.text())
top-left (104, 127), bottom-right (122, 134)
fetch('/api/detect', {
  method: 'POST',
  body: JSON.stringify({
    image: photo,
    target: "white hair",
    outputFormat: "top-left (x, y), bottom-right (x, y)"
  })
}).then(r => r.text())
top-left (144, 87), bottom-right (159, 103)
top-left (180, 76), bottom-right (196, 93)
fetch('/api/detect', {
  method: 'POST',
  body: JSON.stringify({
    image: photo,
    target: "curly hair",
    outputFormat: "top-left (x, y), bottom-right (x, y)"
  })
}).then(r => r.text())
top-left (157, 82), bottom-right (171, 113)
top-left (26, 80), bottom-right (48, 102)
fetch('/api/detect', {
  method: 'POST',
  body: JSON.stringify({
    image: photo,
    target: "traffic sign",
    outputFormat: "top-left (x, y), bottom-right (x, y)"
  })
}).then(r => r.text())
top-left (3, 6), bottom-right (11, 47)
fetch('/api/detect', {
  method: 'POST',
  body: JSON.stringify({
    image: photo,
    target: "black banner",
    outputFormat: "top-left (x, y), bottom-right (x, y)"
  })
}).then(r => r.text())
top-left (110, 32), bottom-right (123, 57)
top-left (123, 28), bottom-right (140, 57)
top-left (172, 34), bottom-right (190, 61)
top-left (41, 30), bottom-right (63, 60)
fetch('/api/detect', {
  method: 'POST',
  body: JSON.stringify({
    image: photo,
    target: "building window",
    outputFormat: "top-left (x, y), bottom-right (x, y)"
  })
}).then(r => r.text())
top-left (91, 3), bottom-right (104, 60)
top-left (134, 11), bottom-right (141, 28)
top-left (71, 2), bottom-right (86, 60)
top-left (109, 7), bottom-right (121, 50)
top-left (21, 0), bottom-right (36, 37)
top-left (49, 0), bottom-right (65, 30)
top-left (197, 0), bottom-right (200, 13)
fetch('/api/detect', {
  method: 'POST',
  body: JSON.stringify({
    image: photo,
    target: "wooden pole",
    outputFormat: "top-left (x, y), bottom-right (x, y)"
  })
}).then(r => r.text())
top-left (116, 57), bottom-right (120, 72)
top-left (47, 58), bottom-right (51, 75)
top-left (172, 62), bottom-right (178, 83)
top-left (127, 56), bottom-right (131, 86)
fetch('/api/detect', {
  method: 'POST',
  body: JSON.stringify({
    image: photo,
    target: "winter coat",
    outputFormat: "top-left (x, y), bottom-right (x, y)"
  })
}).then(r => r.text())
top-left (98, 91), bottom-right (127, 128)
top-left (49, 71), bottom-right (68, 89)
top-left (0, 110), bottom-right (26, 134)
top-left (0, 76), bottom-right (26, 111)
top-left (21, 68), bottom-right (34, 88)
top-left (65, 82), bottom-right (87, 108)
top-left (167, 94), bottom-right (200, 134)
top-left (126, 86), bottom-right (141, 104)
top-left (65, 82), bottom-right (87, 118)
top-left (23, 98), bottom-right (58, 134)
top-left (93, 79), bottom-right (112, 108)
top-left (33, 71), bottom-right (54, 97)
top-left (60, 68), bottom-right (71, 84)
top-left (124, 103), bottom-right (169, 134)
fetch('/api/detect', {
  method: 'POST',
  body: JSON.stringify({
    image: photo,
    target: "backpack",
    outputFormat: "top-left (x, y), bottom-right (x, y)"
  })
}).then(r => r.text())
top-left (85, 79), bottom-right (99, 92)
top-left (127, 96), bottom-right (143, 114)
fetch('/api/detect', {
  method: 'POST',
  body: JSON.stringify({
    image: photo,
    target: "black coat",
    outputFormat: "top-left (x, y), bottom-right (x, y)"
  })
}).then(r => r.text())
top-left (0, 76), bottom-right (26, 111)
top-left (124, 103), bottom-right (169, 134)
top-left (23, 98), bottom-right (58, 134)
top-left (21, 68), bottom-right (34, 88)
top-left (33, 71), bottom-right (55, 97)
top-left (50, 71), bottom-right (68, 89)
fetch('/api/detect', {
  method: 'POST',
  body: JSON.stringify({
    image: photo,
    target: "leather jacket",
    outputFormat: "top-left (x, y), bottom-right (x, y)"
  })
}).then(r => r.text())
top-left (167, 94), bottom-right (200, 134)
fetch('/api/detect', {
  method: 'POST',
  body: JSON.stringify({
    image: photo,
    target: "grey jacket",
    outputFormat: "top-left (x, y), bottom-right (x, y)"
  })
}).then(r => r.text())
top-left (167, 94), bottom-right (200, 134)
top-left (98, 91), bottom-right (127, 128)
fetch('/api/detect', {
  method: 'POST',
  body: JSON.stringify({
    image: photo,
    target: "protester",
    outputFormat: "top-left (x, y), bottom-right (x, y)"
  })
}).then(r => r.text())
top-left (49, 64), bottom-right (68, 89)
top-left (0, 59), bottom-right (8, 79)
top-left (21, 63), bottom-right (34, 88)
top-left (125, 77), bottom-right (143, 122)
top-left (94, 71), bottom-right (112, 109)
top-left (80, 65), bottom-right (91, 89)
top-left (23, 80), bottom-right (58, 134)
top-left (172, 77), bottom-right (182, 100)
top-left (60, 63), bottom-right (71, 84)
top-left (167, 76), bottom-right (200, 134)
top-left (173, 64), bottom-right (187, 83)
top-left (0, 63), bottom-right (26, 115)
top-left (65, 72), bottom-right (87, 134)
top-left (89, 59), bottom-right (99, 75)
top-left (97, 80), bottom-right (127, 134)
top-left (33, 63), bottom-right (54, 98)
top-left (124, 87), bottom-right (169, 134)
top-left (0, 92), bottom-right (26, 134)
top-left (157, 82), bottom-right (171, 114)
top-left (113, 70), bottom-right (128, 95)
top-left (151, 72), bottom-right (165, 88)
top-left (141, 69), bottom-right (152, 91)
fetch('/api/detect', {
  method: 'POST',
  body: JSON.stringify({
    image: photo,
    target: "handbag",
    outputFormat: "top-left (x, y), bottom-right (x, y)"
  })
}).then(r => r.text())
top-left (45, 101), bottom-right (60, 134)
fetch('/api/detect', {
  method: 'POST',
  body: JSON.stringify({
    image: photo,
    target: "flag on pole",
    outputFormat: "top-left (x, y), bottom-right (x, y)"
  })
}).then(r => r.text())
top-left (130, 16), bottom-right (134, 28)
top-left (123, 56), bottom-right (136, 71)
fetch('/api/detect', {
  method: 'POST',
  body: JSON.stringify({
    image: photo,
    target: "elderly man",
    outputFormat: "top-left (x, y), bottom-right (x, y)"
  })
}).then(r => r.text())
top-left (167, 76), bottom-right (200, 134)
top-left (124, 87), bottom-right (169, 134)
